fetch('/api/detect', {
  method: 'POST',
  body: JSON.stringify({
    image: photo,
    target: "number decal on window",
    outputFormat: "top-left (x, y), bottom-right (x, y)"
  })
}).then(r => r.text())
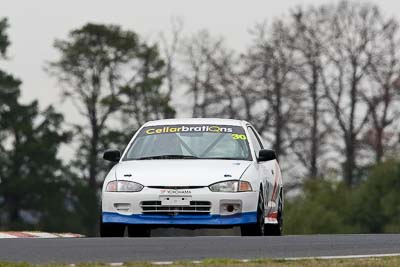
top-left (232, 134), bottom-right (247, 140)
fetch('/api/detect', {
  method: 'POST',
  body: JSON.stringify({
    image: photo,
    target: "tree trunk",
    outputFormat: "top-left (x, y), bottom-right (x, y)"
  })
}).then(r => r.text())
top-left (274, 80), bottom-right (283, 159)
top-left (343, 133), bottom-right (355, 186)
top-left (375, 127), bottom-right (384, 163)
top-left (310, 67), bottom-right (319, 179)
top-left (89, 125), bottom-right (99, 190)
top-left (88, 100), bottom-right (99, 190)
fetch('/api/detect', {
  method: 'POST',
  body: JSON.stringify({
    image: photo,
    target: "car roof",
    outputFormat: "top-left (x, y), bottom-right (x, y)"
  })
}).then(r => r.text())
top-left (143, 118), bottom-right (248, 127)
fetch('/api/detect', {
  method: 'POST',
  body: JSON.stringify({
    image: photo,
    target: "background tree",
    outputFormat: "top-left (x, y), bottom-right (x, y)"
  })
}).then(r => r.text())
top-left (321, 1), bottom-right (383, 186)
top-left (0, 18), bottom-right (81, 233)
top-left (362, 17), bottom-right (400, 163)
top-left (49, 23), bottom-right (139, 190)
top-left (286, 6), bottom-right (332, 179)
top-left (284, 159), bottom-right (400, 234)
top-left (284, 179), bottom-right (356, 234)
top-left (119, 43), bottom-right (175, 131)
top-left (180, 30), bottom-right (234, 118)
top-left (160, 17), bottom-right (184, 102)
top-left (0, 18), bottom-right (10, 56)
top-left (0, 102), bottom-right (76, 231)
top-left (48, 24), bottom-right (142, 235)
top-left (246, 20), bottom-right (303, 172)
top-left (352, 159), bottom-right (400, 233)
top-left (50, 23), bottom-right (176, 187)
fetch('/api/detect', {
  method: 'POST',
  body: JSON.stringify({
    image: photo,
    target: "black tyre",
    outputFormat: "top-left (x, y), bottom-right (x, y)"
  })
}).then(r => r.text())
top-left (264, 197), bottom-right (283, 236)
top-left (100, 222), bottom-right (125, 237)
top-left (241, 192), bottom-right (265, 236)
top-left (99, 210), bottom-right (125, 237)
top-left (127, 225), bottom-right (151, 237)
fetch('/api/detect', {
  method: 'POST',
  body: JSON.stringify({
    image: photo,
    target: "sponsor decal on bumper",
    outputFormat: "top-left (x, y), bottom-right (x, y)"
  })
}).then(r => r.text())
top-left (102, 212), bottom-right (257, 225)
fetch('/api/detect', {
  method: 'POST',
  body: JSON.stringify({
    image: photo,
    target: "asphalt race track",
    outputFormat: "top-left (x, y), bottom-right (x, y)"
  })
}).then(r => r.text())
top-left (0, 234), bottom-right (400, 263)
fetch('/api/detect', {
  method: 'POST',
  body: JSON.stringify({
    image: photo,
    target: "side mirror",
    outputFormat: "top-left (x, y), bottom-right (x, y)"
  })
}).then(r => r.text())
top-left (258, 149), bottom-right (276, 162)
top-left (103, 149), bottom-right (121, 162)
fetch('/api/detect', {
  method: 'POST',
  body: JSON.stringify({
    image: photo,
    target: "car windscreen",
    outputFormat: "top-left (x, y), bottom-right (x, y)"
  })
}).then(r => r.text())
top-left (123, 124), bottom-right (252, 161)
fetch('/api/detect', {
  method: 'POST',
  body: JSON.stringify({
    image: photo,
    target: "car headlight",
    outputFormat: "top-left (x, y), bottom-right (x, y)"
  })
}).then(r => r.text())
top-left (209, 180), bottom-right (253, 192)
top-left (106, 180), bottom-right (144, 192)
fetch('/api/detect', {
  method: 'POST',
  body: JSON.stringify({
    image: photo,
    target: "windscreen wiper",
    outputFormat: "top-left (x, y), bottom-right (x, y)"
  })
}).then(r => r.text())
top-left (135, 155), bottom-right (199, 160)
top-left (201, 157), bottom-right (244, 160)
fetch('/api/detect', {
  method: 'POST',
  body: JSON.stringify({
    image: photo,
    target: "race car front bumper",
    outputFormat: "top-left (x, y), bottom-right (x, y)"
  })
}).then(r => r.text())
top-left (102, 186), bottom-right (259, 225)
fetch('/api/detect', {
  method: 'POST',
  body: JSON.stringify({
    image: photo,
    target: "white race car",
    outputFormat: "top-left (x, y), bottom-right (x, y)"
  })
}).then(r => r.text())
top-left (100, 118), bottom-right (283, 237)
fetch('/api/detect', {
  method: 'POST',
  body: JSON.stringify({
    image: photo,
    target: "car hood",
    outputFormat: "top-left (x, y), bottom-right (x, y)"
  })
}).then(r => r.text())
top-left (114, 160), bottom-right (252, 186)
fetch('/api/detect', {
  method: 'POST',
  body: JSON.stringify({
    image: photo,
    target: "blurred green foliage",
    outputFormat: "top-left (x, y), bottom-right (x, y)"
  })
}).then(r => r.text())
top-left (0, 19), bottom-right (87, 233)
top-left (284, 160), bottom-right (400, 234)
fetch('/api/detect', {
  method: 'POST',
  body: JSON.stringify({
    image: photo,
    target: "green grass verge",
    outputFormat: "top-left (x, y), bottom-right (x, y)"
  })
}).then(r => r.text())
top-left (1, 257), bottom-right (400, 267)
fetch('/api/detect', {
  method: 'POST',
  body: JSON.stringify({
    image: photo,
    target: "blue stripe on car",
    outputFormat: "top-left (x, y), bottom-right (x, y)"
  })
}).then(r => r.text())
top-left (102, 212), bottom-right (257, 225)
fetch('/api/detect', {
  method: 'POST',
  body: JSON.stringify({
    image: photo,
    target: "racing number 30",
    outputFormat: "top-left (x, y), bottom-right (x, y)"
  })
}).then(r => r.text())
top-left (232, 134), bottom-right (247, 140)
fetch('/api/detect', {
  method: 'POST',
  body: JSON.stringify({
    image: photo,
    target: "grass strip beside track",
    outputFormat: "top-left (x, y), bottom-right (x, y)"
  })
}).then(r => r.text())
top-left (1, 257), bottom-right (400, 267)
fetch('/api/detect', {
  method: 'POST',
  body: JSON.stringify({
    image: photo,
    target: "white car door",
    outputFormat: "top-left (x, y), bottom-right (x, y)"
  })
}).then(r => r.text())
top-left (246, 126), bottom-right (274, 206)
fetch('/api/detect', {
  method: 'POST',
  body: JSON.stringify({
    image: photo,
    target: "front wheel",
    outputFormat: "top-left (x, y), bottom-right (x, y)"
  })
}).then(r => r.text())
top-left (240, 192), bottom-right (265, 236)
top-left (99, 211), bottom-right (125, 237)
top-left (127, 225), bottom-right (151, 237)
top-left (100, 222), bottom-right (125, 237)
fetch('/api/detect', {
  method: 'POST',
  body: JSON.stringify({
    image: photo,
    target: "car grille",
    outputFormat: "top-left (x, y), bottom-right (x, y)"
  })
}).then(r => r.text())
top-left (140, 200), bottom-right (211, 215)
top-left (147, 186), bottom-right (205, 189)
